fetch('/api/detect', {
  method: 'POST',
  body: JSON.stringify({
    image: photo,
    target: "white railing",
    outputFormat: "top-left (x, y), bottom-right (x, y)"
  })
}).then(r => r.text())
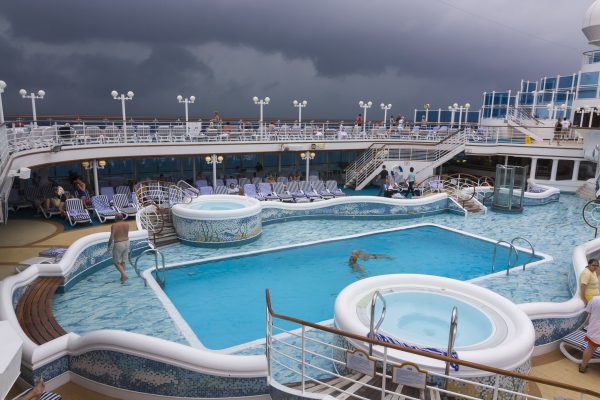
top-left (266, 289), bottom-right (600, 400)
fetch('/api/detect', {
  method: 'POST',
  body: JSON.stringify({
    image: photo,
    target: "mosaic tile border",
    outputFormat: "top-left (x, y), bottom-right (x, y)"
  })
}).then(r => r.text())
top-left (173, 213), bottom-right (262, 244)
top-left (532, 314), bottom-right (587, 346)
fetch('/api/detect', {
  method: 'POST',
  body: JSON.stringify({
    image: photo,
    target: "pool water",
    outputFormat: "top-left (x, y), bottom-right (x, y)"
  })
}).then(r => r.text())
top-left (163, 225), bottom-right (538, 349)
top-left (375, 291), bottom-right (493, 348)
top-left (189, 201), bottom-right (246, 211)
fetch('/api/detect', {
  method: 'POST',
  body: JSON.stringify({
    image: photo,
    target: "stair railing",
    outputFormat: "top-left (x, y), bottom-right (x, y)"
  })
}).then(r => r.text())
top-left (491, 240), bottom-right (519, 275)
top-left (444, 306), bottom-right (458, 385)
top-left (510, 237), bottom-right (535, 272)
top-left (133, 248), bottom-right (167, 287)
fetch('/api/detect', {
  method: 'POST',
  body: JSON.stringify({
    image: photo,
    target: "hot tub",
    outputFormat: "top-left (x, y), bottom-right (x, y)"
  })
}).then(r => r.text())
top-left (171, 195), bottom-right (262, 245)
top-left (334, 274), bottom-right (534, 378)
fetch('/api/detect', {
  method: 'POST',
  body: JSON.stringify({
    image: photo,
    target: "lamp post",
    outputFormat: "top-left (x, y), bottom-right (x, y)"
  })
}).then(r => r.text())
top-left (177, 94), bottom-right (196, 134)
top-left (81, 159), bottom-right (106, 196)
top-left (424, 103), bottom-right (431, 124)
top-left (19, 88), bottom-right (45, 127)
top-left (358, 100), bottom-right (372, 134)
top-left (111, 90), bottom-right (134, 142)
top-left (0, 80), bottom-right (6, 125)
top-left (205, 154), bottom-right (224, 189)
top-left (380, 103), bottom-right (392, 129)
top-left (293, 100), bottom-right (308, 124)
top-left (448, 103), bottom-right (470, 129)
top-left (253, 96), bottom-right (270, 137)
top-left (300, 151), bottom-right (315, 180)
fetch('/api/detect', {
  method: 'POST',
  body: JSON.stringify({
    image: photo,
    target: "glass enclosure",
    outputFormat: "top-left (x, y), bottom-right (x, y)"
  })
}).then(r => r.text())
top-left (491, 164), bottom-right (528, 213)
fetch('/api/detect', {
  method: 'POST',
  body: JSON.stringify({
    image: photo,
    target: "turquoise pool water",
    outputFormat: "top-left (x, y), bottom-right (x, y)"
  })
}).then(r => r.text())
top-left (376, 291), bottom-right (493, 348)
top-left (189, 201), bottom-right (246, 211)
top-left (163, 225), bottom-right (538, 349)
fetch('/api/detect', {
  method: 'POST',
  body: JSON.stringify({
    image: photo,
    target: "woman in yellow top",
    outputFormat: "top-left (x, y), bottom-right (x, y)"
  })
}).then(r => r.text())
top-left (580, 259), bottom-right (599, 305)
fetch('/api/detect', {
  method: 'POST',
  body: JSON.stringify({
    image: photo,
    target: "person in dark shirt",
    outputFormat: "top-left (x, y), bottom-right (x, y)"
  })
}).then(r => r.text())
top-left (377, 165), bottom-right (389, 196)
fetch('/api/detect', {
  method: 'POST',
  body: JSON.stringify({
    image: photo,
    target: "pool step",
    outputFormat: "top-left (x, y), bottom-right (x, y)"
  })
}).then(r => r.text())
top-left (149, 210), bottom-right (180, 248)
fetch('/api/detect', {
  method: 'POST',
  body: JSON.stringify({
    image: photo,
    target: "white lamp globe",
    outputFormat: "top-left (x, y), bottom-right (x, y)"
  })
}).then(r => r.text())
top-left (37, 90), bottom-right (45, 97)
top-left (388, 103), bottom-right (392, 108)
top-left (448, 106), bottom-right (453, 111)
top-left (367, 101), bottom-right (372, 107)
top-left (453, 103), bottom-right (459, 108)
top-left (127, 91), bottom-right (134, 98)
top-left (380, 102), bottom-right (385, 108)
top-left (302, 100), bottom-right (307, 106)
top-left (546, 103), bottom-right (554, 110)
top-left (177, 95), bottom-right (183, 102)
top-left (560, 103), bottom-right (567, 110)
top-left (265, 97), bottom-right (270, 103)
top-left (293, 100), bottom-right (298, 106)
top-left (189, 96), bottom-right (196, 102)
top-left (19, 89), bottom-right (27, 97)
top-left (205, 156), bottom-right (211, 163)
top-left (0, 80), bottom-right (6, 90)
top-left (465, 103), bottom-right (470, 109)
top-left (217, 155), bottom-right (224, 162)
top-left (252, 96), bottom-right (259, 103)
top-left (111, 90), bottom-right (118, 98)
top-left (359, 101), bottom-right (364, 107)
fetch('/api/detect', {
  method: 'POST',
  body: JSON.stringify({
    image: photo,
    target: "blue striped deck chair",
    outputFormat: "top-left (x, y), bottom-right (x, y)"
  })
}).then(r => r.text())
top-left (12, 388), bottom-right (62, 400)
top-left (313, 180), bottom-right (334, 199)
top-left (272, 182), bottom-right (293, 202)
top-left (65, 198), bottom-right (92, 226)
top-left (214, 178), bottom-right (225, 187)
top-left (200, 186), bottom-right (214, 195)
top-left (100, 186), bottom-right (115, 203)
top-left (113, 193), bottom-right (137, 217)
top-left (243, 184), bottom-right (264, 200)
top-left (560, 329), bottom-right (600, 366)
top-left (299, 181), bottom-right (321, 200)
top-left (92, 195), bottom-right (119, 223)
top-left (288, 181), bottom-right (308, 202)
top-left (225, 178), bottom-right (238, 187)
top-left (325, 180), bottom-right (346, 197)
top-left (258, 182), bottom-right (280, 201)
top-left (115, 185), bottom-right (130, 196)
top-left (215, 185), bottom-right (228, 195)
top-left (195, 179), bottom-right (208, 189)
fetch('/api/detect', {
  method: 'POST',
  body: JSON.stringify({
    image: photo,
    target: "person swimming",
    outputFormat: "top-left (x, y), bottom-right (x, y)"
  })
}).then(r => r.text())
top-left (348, 250), bottom-right (392, 272)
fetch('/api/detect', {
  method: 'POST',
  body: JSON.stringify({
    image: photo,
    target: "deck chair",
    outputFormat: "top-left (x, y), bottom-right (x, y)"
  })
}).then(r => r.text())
top-left (258, 182), bottom-right (280, 201)
top-left (100, 186), bottom-right (115, 203)
top-left (214, 178), bottom-right (225, 187)
top-left (300, 181), bottom-right (321, 200)
top-left (276, 176), bottom-right (289, 184)
top-left (288, 181), bottom-right (309, 202)
top-left (199, 186), bottom-right (214, 195)
top-left (8, 188), bottom-right (33, 211)
top-left (225, 178), bottom-right (238, 187)
top-left (560, 329), bottom-right (600, 366)
top-left (115, 185), bottom-right (130, 196)
top-left (326, 180), bottom-right (346, 197)
top-left (65, 198), bottom-right (92, 226)
top-left (195, 179), bottom-right (208, 189)
top-left (113, 193), bottom-right (137, 217)
top-left (238, 178), bottom-right (250, 188)
top-left (252, 177), bottom-right (262, 185)
top-left (272, 182), bottom-right (294, 202)
top-left (91, 195), bottom-right (119, 223)
top-left (214, 185), bottom-right (228, 195)
top-left (313, 180), bottom-right (334, 199)
top-left (11, 387), bottom-right (62, 400)
top-left (243, 183), bottom-right (264, 200)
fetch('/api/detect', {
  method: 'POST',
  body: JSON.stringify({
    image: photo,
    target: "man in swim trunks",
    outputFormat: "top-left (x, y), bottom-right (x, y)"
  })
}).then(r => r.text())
top-left (348, 250), bottom-right (391, 270)
top-left (107, 213), bottom-right (130, 283)
top-left (579, 295), bottom-right (600, 373)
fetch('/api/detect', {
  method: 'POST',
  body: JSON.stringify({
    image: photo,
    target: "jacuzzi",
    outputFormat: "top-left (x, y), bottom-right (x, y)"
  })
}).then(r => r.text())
top-left (334, 274), bottom-right (535, 378)
top-left (171, 195), bottom-right (262, 245)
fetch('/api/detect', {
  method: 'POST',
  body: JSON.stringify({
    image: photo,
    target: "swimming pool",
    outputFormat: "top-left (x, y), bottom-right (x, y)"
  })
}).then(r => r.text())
top-left (162, 225), bottom-right (541, 349)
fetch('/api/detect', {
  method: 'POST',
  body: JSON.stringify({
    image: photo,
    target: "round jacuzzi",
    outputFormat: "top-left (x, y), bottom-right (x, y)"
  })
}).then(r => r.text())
top-left (171, 195), bottom-right (262, 245)
top-left (334, 274), bottom-right (534, 377)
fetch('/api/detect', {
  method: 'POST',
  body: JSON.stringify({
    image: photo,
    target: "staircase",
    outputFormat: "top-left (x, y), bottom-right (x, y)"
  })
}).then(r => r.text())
top-left (505, 107), bottom-right (545, 142)
top-left (345, 130), bottom-right (467, 190)
top-left (135, 180), bottom-right (197, 248)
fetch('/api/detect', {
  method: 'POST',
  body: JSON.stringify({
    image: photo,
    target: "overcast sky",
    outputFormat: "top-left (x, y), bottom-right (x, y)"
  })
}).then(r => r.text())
top-left (0, 0), bottom-right (594, 120)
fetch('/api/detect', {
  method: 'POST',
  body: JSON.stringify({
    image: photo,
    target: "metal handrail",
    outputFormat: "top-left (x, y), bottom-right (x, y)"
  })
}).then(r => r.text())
top-left (491, 240), bottom-right (519, 275)
top-left (444, 306), bottom-right (458, 383)
top-left (133, 248), bottom-right (167, 287)
top-left (368, 290), bottom-right (386, 356)
top-left (511, 237), bottom-right (535, 271)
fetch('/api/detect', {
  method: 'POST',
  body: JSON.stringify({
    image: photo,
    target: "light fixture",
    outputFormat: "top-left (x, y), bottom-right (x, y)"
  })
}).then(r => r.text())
top-left (81, 160), bottom-right (106, 170)
top-left (217, 155), bottom-right (224, 163)
top-left (81, 161), bottom-right (90, 169)
top-left (293, 99), bottom-right (308, 123)
top-left (19, 88), bottom-right (46, 127)
top-left (205, 155), bottom-right (211, 163)
top-left (98, 160), bottom-right (107, 168)
top-left (424, 103), bottom-right (430, 109)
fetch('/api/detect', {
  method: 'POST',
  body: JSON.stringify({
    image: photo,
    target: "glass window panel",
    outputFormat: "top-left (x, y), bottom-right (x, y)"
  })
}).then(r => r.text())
top-left (578, 87), bottom-right (597, 99)
top-left (427, 110), bottom-right (440, 122)
top-left (484, 93), bottom-right (493, 106)
top-left (556, 160), bottom-right (574, 181)
top-left (558, 76), bottom-right (573, 89)
top-left (519, 93), bottom-right (534, 105)
top-left (579, 161), bottom-right (596, 180)
top-left (466, 111), bottom-right (480, 123)
top-left (544, 78), bottom-right (556, 90)
top-left (415, 111), bottom-right (426, 121)
top-left (580, 72), bottom-right (599, 86)
top-left (535, 159), bottom-right (552, 180)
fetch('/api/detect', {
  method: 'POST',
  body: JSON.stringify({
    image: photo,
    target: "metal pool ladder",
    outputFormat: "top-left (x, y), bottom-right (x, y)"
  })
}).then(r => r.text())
top-left (491, 240), bottom-right (519, 276)
top-left (133, 248), bottom-right (167, 288)
top-left (445, 306), bottom-right (458, 378)
top-left (369, 290), bottom-right (386, 356)
top-left (510, 236), bottom-right (535, 273)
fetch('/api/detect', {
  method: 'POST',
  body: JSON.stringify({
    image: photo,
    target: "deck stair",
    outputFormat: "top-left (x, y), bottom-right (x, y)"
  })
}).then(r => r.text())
top-left (505, 107), bottom-right (545, 142)
top-left (15, 277), bottom-right (66, 345)
top-left (345, 130), bottom-right (467, 190)
top-left (135, 180), bottom-right (197, 248)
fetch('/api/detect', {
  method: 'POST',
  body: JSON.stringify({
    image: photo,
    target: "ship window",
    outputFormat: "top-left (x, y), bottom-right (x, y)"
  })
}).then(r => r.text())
top-left (558, 76), bottom-right (573, 89)
top-left (535, 159), bottom-right (552, 180)
top-left (519, 93), bottom-right (534, 105)
top-left (556, 160), bottom-right (574, 180)
top-left (580, 72), bottom-right (599, 86)
top-left (439, 110), bottom-right (452, 122)
top-left (578, 87), bottom-right (597, 99)
top-left (578, 161), bottom-right (596, 180)
top-left (544, 78), bottom-right (556, 90)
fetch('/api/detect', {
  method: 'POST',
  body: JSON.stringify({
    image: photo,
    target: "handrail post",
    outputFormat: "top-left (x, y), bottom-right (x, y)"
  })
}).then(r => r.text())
top-left (381, 346), bottom-right (388, 400)
top-left (444, 306), bottom-right (458, 390)
top-left (369, 291), bottom-right (387, 355)
top-left (301, 325), bottom-right (306, 394)
top-left (492, 374), bottom-right (500, 400)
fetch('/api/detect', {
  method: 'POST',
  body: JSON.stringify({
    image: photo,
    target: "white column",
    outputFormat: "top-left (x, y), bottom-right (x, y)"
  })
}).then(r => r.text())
top-left (0, 92), bottom-right (4, 125)
top-left (504, 155), bottom-right (509, 166)
top-left (550, 159), bottom-right (558, 181)
top-left (212, 155), bottom-right (217, 190)
top-left (298, 106), bottom-right (302, 124)
top-left (305, 152), bottom-right (310, 180)
top-left (530, 157), bottom-right (538, 180)
top-left (92, 160), bottom-right (99, 196)
top-left (31, 95), bottom-right (38, 127)
top-left (572, 160), bottom-right (581, 181)
top-left (121, 96), bottom-right (127, 142)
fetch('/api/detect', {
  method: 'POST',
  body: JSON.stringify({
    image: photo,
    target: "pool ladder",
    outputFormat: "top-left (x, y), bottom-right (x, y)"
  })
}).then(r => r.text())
top-left (133, 248), bottom-right (167, 288)
top-left (491, 237), bottom-right (535, 276)
top-left (368, 291), bottom-right (386, 356)
top-left (444, 306), bottom-right (458, 381)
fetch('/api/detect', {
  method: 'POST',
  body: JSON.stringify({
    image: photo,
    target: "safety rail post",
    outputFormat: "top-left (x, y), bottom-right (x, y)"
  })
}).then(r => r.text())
top-left (444, 306), bottom-right (458, 390)
top-left (492, 374), bottom-right (501, 400)
top-left (511, 237), bottom-right (535, 271)
top-left (301, 325), bottom-right (306, 394)
top-left (369, 290), bottom-right (387, 355)
top-left (381, 346), bottom-right (388, 400)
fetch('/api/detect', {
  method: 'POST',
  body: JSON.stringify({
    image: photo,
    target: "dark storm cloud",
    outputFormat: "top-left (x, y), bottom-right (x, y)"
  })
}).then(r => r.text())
top-left (0, 0), bottom-right (594, 119)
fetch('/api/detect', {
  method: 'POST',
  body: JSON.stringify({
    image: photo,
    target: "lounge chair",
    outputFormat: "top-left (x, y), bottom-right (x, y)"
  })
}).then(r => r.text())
top-left (100, 186), bottom-right (115, 203)
top-left (560, 329), bottom-right (600, 367)
top-left (276, 176), bottom-right (289, 184)
top-left (313, 180), bottom-right (334, 199)
top-left (272, 182), bottom-right (294, 202)
top-left (325, 180), bottom-right (346, 197)
top-left (65, 198), bottom-right (92, 226)
top-left (252, 177), bottom-right (262, 185)
top-left (91, 195), bottom-right (120, 223)
top-left (225, 178), bottom-right (238, 187)
top-left (243, 183), bottom-right (264, 200)
top-left (215, 185), bottom-right (228, 195)
top-left (115, 185), bottom-right (130, 196)
top-left (299, 181), bottom-right (321, 200)
top-left (258, 182), bottom-right (280, 201)
top-left (8, 188), bottom-right (33, 211)
top-left (199, 186), bottom-right (214, 195)
top-left (239, 178), bottom-right (250, 187)
top-left (288, 181), bottom-right (309, 202)
top-left (195, 179), bottom-right (209, 189)
top-left (214, 178), bottom-right (225, 187)
top-left (113, 193), bottom-right (138, 217)
top-left (11, 387), bottom-right (62, 400)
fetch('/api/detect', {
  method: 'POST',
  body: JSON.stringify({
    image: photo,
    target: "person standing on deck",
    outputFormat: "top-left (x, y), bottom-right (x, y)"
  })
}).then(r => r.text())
top-left (108, 213), bottom-right (130, 284)
top-left (377, 165), bottom-right (389, 196)
top-left (579, 296), bottom-right (600, 373)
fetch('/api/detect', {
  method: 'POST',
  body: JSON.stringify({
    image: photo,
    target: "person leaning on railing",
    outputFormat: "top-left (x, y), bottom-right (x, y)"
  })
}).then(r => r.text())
top-left (580, 259), bottom-right (600, 305)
